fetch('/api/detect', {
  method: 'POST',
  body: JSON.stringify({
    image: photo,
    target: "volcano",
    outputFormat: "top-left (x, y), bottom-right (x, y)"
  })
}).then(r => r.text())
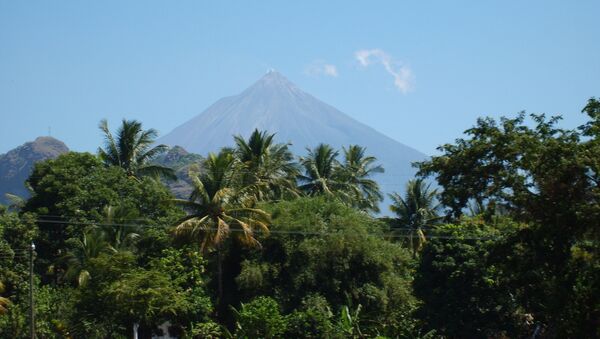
top-left (158, 71), bottom-right (427, 212)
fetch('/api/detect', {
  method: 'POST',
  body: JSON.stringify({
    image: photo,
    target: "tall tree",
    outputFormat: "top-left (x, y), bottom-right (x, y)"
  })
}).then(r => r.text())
top-left (388, 179), bottom-right (441, 257)
top-left (339, 145), bottom-right (384, 213)
top-left (98, 119), bottom-right (175, 180)
top-left (298, 144), bottom-right (347, 197)
top-left (416, 105), bottom-right (600, 336)
top-left (234, 129), bottom-right (299, 201)
top-left (173, 150), bottom-right (270, 306)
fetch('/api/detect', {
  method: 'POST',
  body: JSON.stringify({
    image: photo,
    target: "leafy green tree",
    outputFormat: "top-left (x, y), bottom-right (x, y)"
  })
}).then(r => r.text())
top-left (0, 207), bottom-right (37, 337)
top-left (98, 119), bottom-right (175, 180)
top-left (233, 129), bottom-right (299, 201)
top-left (388, 179), bottom-right (441, 257)
top-left (104, 268), bottom-right (191, 330)
top-left (284, 295), bottom-right (334, 338)
top-left (23, 152), bottom-right (179, 281)
top-left (0, 284), bottom-right (75, 338)
top-left (174, 150), bottom-right (271, 306)
top-left (414, 219), bottom-right (522, 338)
top-left (416, 102), bottom-right (600, 336)
top-left (232, 296), bottom-right (288, 339)
top-left (236, 197), bottom-right (416, 337)
top-left (339, 145), bottom-right (384, 213)
top-left (70, 247), bottom-right (212, 338)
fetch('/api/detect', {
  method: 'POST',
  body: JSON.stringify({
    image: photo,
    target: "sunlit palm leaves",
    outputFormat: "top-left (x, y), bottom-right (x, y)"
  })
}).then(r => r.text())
top-left (299, 143), bottom-right (384, 212)
top-left (340, 145), bottom-right (384, 213)
top-left (234, 129), bottom-right (299, 202)
top-left (174, 150), bottom-right (271, 252)
top-left (298, 143), bottom-right (348, 197)
top-left (98, 119), bottom-right (175, 180)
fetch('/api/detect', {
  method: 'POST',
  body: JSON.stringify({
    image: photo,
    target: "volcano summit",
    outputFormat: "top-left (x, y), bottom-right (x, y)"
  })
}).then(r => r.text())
top-left (159, 71), bottom-right (427, 210)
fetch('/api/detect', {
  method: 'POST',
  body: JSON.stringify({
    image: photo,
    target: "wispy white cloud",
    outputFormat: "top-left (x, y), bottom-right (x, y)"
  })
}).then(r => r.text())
top-left (305, 60), bottom-right (339, 77)
top-left (355, 49), bottom-right (413, 93)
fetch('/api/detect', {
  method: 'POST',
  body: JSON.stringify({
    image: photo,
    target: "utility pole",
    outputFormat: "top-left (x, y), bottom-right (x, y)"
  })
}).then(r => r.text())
top-left (29, 242), bottom-right (35, 339)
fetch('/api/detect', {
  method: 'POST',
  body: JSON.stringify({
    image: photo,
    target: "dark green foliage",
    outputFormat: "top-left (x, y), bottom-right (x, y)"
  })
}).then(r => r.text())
top-left (0, 284), bottom-right (75, 339)
top-left (284, 295), bottom-right (334, 338)
top-left (559, 240), bottom-right (600, 338)
top-left (25, 152), bottom-right (176, 222)
top-left (417, 103), bottom-right (600, 336)
top-left (23, 152), bottom-right (180, 280)
top-left (72, 248), bottom-right (213, 338)
top-left (232, 296), bottom-right (288, 338)
top-left (414, 219), bottom-right (522, 338)
top-left (236, 197), bottom-right (416, 336)
top-left (3, 105), bottom-right (599, 338)
top-left (186, 320), bottom-right (223, 338)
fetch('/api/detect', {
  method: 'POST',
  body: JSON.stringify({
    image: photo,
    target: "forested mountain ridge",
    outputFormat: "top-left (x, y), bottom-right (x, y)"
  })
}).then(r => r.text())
top-left (151, 145), bottom-right (203, 198)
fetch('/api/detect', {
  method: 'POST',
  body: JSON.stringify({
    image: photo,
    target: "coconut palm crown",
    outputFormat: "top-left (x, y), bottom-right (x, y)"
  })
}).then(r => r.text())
top-left (389, 178), bottom-right (442, 256)
top-left (98, 119), bottom-right (176, 180)
top-left (298, 143), bottom-right (347, 196)
top-left (340, 145), bottom-right (384, 213)
top-left (173, 150), bottom-right (271, 252)
top-left (234, 129), bottom-right (299, 201)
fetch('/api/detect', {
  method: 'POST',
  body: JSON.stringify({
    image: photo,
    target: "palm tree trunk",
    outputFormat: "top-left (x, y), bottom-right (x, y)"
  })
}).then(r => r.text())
top-left (217, 245), bottom-right (223, 308)
top-left (410, 231), bottom-right (416, 258)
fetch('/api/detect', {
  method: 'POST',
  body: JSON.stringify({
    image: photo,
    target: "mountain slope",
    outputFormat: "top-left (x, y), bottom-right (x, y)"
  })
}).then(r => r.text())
top-left (0, 137), bottom-right (69, 204)
top-left (158, 71), bottom-right (427, 212)
top-left (152, 145), bottom-right (203, 199)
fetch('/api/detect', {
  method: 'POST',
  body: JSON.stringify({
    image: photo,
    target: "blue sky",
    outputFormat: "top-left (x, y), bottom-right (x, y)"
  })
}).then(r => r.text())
top-left (1, 1), bottom-right (599, 155)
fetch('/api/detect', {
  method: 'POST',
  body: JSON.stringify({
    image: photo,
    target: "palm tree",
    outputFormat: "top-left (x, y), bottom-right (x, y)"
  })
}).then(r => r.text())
top-left (60, 227), bottom-right (112, 287)
top-left (340, 145), bottom-right (384, 213)
top-left (60, 205), bottom-right (141, 287)
top-left (99, 205), bottom-right (141, 252)
top-left (233, 129), bottom-right (299, 201)
top-left (298, 144), bottom-right (349, 197)
top-left (98, 119), bottom-right (175, 180)
top-left (389, 179), bottom-right (441, 257)
top-left (173, 150), bottom-right (270, 304)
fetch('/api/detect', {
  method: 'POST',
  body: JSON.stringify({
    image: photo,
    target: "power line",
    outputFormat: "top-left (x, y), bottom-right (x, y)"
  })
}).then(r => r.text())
top-left (24, 218), bottom-right (499, 240)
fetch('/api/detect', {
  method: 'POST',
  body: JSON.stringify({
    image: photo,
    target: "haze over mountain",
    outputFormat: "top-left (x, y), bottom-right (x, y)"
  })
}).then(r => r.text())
top-left (0, 136), bottom-right (69, 205)
top-left (159, 71), bottom-right (428, 210)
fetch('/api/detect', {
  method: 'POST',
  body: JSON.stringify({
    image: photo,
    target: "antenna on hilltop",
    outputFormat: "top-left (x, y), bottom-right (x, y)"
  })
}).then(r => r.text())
top-left (266, 68), bottom-right (275, 74)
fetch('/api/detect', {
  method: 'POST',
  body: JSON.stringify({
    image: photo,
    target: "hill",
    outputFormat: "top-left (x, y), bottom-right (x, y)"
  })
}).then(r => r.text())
top-left (0, 136), bottom-right (69, 205)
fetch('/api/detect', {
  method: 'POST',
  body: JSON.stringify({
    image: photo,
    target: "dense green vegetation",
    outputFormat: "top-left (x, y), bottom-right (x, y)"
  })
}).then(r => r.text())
top-left (1, 101), bottom-right (599, 338)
